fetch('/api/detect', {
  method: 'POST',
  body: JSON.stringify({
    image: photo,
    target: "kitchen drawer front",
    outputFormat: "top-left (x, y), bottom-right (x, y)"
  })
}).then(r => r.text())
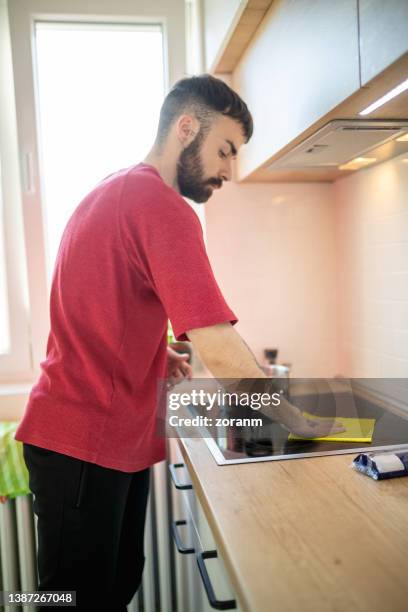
top-left (169, 440), bottom-right (196, 612)
top-left (180, 486), bottom-right (215, 554)
top-left (169, 441), bottom-right (241, 611)
top-left (183, 491), bottom-right (239, 611)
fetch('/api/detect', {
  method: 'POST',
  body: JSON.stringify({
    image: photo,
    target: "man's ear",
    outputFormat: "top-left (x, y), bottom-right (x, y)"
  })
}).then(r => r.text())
top-left (176, 114), bottom-right (200, 147)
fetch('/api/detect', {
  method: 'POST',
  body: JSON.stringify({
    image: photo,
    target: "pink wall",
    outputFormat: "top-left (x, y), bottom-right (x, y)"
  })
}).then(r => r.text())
top-left (204, 181), bottom-right (339, 377)
top-left (204, 152), bottom-right (408, 379)
top-left (334, 153), bottom-right (408, 378)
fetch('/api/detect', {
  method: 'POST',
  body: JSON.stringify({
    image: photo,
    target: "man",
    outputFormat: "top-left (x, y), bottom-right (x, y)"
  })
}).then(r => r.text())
top-left (15, 74), bottom-right (343, 610)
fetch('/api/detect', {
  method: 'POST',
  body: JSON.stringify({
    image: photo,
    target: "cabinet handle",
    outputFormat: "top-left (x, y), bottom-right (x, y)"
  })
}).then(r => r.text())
top-left (168, 463), bottom-right (193, 490)
top-left (171, 520), bottom-right (195, 555)
top-left (196, 550), bottom-right (236, 610)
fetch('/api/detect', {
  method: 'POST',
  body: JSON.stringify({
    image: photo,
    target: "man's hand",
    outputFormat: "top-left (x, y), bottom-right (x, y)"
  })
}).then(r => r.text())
top-left (268, 395), bottom-right (346, 438)
top-left (167, 346), bottom-right (193, 388)
top-left (283, 416), bottom-right (346, 438)
top-left (185, 323), bottom-right (347, 439)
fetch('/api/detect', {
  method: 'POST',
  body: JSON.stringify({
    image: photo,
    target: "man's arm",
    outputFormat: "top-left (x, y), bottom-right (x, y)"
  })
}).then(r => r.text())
top-left (187, 322), bottom-right (264, 379)
top-left (186, 322), bottom-right (345, 438)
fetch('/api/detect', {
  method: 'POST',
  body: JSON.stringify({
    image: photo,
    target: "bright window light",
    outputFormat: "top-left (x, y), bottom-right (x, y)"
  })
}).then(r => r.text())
top-left (359, 77), bottom-right (408, 116)
top-left (34, 21), bottom-right (165, 278)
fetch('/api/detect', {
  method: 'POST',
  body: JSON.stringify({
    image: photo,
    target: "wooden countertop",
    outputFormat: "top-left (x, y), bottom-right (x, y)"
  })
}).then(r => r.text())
top-left (178, 435), bottom-right (408, 612)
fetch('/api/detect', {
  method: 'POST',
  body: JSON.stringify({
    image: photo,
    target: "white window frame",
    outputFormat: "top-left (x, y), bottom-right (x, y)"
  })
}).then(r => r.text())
top-left (4, 0), bottom-right (185, 381)
top-left (0, 0), bottom-right (32, 382)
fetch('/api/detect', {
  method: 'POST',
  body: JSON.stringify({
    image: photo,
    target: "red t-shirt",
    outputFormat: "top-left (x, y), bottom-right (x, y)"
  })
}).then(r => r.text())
top-left (15, 163), bottom-right (237, 472)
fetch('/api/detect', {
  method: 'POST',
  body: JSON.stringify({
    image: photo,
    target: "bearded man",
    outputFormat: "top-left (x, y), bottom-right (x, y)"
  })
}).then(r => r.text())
top-left (16, 74), bottom-right (343, 610)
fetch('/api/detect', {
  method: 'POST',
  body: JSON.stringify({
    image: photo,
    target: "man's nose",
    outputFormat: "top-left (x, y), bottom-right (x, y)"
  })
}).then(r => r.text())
top-left (220, 159), bottom-right (232, 182)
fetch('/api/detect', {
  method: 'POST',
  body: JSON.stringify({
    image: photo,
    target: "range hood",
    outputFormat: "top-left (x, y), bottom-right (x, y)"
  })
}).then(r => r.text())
top-left (267, 120), bottom-right (408, 174)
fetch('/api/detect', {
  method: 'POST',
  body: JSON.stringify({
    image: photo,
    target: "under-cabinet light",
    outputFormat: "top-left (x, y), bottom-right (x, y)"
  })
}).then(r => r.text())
top-left (359, 78), bottom-right (408, 116)
top-left (338, 157), bottom-right (377, 171)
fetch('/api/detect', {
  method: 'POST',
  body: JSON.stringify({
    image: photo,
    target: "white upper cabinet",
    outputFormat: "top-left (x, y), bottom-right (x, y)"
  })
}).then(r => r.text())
top-left (202, 0), bottom-right (247, 71)
top-left (233, 0), bottom-right (360, 179)
top-left (359, 0), bottom-right (408, 85)
top-left (199, 0), bottom-right (408, 181)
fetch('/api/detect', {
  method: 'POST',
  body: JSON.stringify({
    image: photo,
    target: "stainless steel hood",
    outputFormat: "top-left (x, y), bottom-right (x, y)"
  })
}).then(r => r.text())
top-left (267, 119), bottom-right (408, 173)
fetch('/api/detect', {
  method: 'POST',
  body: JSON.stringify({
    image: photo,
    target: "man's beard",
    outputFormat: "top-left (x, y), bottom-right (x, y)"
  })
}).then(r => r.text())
top-left (176, 135), bottom-right (222, 203)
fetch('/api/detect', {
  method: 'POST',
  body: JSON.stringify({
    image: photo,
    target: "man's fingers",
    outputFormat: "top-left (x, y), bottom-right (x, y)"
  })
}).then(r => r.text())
top-left (168, 369), bottom-right (188, 387)
top-left (177, 355), bottom-right (192, 377)
top-left (323, 419), bottom-right (346, 434)
top-left (291, 418), bottom-right (347, 438)
top-left (306, 419), bottom-right (346, 437)
top-left (168, 351), bottom-right (192, 381)
top-left (180, 361), bottom-right (193, 378)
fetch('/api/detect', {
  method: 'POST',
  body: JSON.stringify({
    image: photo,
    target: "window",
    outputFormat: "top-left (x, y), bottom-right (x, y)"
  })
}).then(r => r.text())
top-left (34, 21), bottom-right (165, 277)
top-left (4, 0), bottom-right (184, 378)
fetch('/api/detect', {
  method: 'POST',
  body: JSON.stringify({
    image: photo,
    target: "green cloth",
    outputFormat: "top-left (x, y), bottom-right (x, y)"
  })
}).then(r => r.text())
top-left (0, 422), bottom-right (30, 498)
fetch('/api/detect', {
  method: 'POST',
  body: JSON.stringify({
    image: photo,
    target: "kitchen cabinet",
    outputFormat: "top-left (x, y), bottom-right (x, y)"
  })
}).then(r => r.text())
top-left (168, 439), bottom-right (240, 611)
top-left (176, 430), bottom-right (408, 612)
top-left (200, 0), bottom-right (273, 73)
top-left (359, 0), bottom-right (408, 85)
top-left (203, 0), bottom-right (246, 71)
top-left (233, 0), bottom-right (361, 179)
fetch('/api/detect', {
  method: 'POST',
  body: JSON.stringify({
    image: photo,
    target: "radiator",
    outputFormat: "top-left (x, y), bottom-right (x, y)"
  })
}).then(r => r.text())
top-left (0, 495), bottom-right (37, 612)
top-left (0, 461), bottom-right (174, 612)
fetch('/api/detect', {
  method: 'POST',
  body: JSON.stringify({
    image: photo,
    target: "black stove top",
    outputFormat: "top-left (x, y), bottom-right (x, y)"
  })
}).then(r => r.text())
top-left (187, 381), bottom-right (408, 465)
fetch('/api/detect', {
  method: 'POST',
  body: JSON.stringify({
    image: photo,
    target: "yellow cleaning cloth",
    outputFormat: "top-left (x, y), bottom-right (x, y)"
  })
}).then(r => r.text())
top-left (288, 411), bottom-right (376, 443)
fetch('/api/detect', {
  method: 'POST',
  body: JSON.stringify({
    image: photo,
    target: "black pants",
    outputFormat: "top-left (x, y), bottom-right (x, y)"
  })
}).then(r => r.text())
top-left (23, 443), bottom-right (150, 611)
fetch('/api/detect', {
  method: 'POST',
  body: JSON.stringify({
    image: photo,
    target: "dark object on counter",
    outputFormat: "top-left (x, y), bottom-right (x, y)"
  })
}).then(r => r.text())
top-left (353, 449), bottom-right (408, 480)
top-left (245, 438), bottom-right (274, 457)
top-left (264, 348), bottom-right (278, 364)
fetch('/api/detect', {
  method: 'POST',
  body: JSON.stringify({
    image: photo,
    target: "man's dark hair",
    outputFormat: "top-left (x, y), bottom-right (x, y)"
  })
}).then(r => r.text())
top-left (155, 74), bottom-right (253, 147)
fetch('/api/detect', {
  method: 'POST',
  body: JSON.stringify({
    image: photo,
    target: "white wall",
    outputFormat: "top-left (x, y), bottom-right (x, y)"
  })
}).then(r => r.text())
top-left (205, 180), bottom-right (339, 377)
top-left (205, 152), bottom-right (408, 383)
top-left (334, 152), bottom-right (408, 379)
